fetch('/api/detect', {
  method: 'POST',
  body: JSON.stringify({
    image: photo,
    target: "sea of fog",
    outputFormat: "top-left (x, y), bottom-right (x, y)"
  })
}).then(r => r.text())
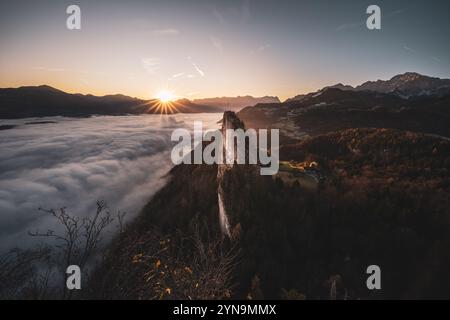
top-left (0, 113), bottom-right (222, 252)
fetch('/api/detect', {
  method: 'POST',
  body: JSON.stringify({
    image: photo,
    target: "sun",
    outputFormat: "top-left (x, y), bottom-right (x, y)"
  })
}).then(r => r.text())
top-left (147, 89), bottom-right (179, 114)
top-left (156, 90), bottom-right (176, 103)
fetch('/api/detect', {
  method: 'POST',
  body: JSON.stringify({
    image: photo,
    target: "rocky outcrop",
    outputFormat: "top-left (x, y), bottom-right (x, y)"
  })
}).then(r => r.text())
top-left (217, 111), bottom-right (247, 237)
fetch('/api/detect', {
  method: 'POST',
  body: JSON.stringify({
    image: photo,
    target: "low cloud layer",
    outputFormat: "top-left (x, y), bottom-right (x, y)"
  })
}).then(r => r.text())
top-left (0, 114), bottom-right (221, 251)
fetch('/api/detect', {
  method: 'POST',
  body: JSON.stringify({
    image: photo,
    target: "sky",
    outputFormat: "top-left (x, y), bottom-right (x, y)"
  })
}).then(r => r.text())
top-left (0, 0), bottom-right (449, 101)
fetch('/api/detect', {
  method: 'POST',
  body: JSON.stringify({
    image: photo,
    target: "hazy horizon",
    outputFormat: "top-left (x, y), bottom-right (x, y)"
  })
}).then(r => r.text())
top-left (2, 70), bottom-right (450, 101)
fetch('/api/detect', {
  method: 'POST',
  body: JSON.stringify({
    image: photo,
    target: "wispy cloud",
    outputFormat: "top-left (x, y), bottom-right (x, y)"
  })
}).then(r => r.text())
top-left (431, 56), bottom-right (442, 63)
top-left (385, 8), bottom-right (408, 18)
top-left (210, 36), bottom-right (223, 52)
top-left (32, 67), bottom-right (106, 76)
top-left (256, 43), bottom-right (272, 52)
top-left (168, 72), bottom-right (185, 81)
top-left (212, 8), bottom-right (225, 25)
top-left (403, 45), bottom-right (444, 64)
top-left (241, 0), bottom-right (251, 23)
top-left (46, 68), bottom-right (68, 72)
top-left (336, 22), bottom-right (363, 31)
top-left (79, 78), bottom-right (91, 85)
top-left (152, 28), bottom-right (180, 36)
top-left (212, 1), bottom-right (250, 25)
top-left (141, 58), bottom-right (161, 75)
top-left (32, 66), bottom-right (68, 72)
top-left (172, 72), bottom-right (185, 78)
top-left (403, 45), bottom-right (417, 54)
top-left (192, 63), bottom-right (205, 77)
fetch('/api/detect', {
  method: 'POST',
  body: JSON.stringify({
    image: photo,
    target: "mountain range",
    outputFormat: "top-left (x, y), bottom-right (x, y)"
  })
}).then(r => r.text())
top-left (355, 72), bottom-right (450, 97)
top-left (192, 95), bottom-right (280, 112)
top-left (0, 86), bottom-right (281, 119)
top-left (287, 72), bottom-right (450, 102)
top-left (2, 72), bottom-right (450, 122)
top-left (0, 85), bottom-right (224, 118)
top-left (238, 72), bottom-right (450, 141)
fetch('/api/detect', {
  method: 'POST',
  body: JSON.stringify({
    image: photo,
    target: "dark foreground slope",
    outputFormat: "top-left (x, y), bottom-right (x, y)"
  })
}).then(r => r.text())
top-left (90, 121), bottom-right (450, 299)
top-left (222, 128), bottom-right (450, 299)
top-left (87, 162), bottom-right (226, 299)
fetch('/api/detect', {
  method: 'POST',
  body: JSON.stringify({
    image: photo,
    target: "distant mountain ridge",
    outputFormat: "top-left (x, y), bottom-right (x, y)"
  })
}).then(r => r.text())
top-left (192, 95), bottom-right (280, 111)
top-left (287, 72), bottom-right (450, 102)
top-left (355, 72), bottom-right (450, 97)
top-left (0, 85), bottom-right (224, 119)
top-left (0, 86), bottom-right (283, 119)
top-left (238, 74), bottom-right (450, 140)
top-left (3, 73), bottom-right (448, 119)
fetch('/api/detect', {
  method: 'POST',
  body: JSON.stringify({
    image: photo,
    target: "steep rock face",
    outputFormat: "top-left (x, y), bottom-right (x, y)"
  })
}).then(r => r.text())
top-left (217, 111), bottom-right (257, 237)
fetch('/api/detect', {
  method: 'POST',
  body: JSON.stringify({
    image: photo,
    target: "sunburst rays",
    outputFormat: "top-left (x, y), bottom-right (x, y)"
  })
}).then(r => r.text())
top-left (145, 99), bottom-right (181, 114)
